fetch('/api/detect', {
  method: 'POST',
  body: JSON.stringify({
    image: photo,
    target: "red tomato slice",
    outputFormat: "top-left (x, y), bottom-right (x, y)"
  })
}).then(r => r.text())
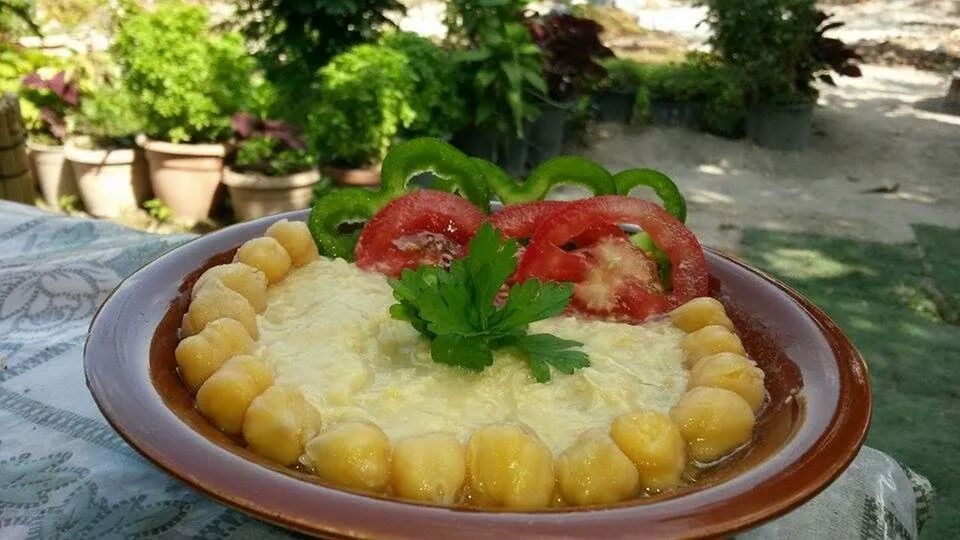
top-left (355, 190), bottom-right (485, 276)
top-left (491, 200), bottom-right (625, 246)
top-left (516, 196), bottom-right (708, 322)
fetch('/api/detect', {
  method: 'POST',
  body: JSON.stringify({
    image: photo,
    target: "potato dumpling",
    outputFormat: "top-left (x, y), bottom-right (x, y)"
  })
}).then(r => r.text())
top-left (266, 220), bottom-right (318, 267)
top-left (465, 424), bottom-right (555, 509)
top-left (181, 279), bottom-right (258, 339)
top-left (175, 318), bottom-right (256, 393)
top-left (609, 411), bottom-right (686, 490)
top-left (670, 297), bottom-right (734, 333)
top-left (670, 387), bottom-right (755, 463)
top-left (690, 353), bottom-right (766, 412)
top-left (681, 325), bottom-right (746, 366)
top-left (242, 386), bottom-right (323, 466)
top-left (192, 263), bottom-right (268, 312)
top-left (305, 422), bottom-right (391, 493)
top-left (195, 355), bottom-right (273, 435)
top-left (556, 430), bottom-right (639, 505)
top-left (391, 433), bottom-right (466, 504)
top-left (234, 237), bottom-right (292, 283)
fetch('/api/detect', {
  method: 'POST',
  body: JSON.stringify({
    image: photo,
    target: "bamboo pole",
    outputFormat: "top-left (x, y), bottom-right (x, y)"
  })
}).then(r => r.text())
top-left (0, 93), bottom-right (35, 204)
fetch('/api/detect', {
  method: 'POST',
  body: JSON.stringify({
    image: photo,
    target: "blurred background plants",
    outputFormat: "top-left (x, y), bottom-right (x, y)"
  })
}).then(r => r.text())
top-left (112, 1), bottom-right (254, 143)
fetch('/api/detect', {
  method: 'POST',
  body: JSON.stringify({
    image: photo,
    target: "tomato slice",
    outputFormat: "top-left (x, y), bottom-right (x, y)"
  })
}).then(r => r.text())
top-left (515, 196), bottom-right (708, 322)
top-left (355, 190), bottom-right (485, 276)
top-left (490, 200), bottom-right (625, 247)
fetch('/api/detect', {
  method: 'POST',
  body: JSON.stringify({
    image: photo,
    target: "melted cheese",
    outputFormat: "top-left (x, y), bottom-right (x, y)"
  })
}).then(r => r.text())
top-left (258, 257), bottom-right (688, 455)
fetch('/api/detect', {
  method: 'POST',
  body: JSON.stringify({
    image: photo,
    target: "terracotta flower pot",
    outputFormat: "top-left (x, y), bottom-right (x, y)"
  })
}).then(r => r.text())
top-left (27, 141), bottom-right (79, 208)
top-left (223, 167), bottom-right (321, 221)
top-left (65, 138), bottom-right (151, 218)
top-left (321, 165), bottom-right (380, 187)
top-left (142, 139), bottom-right (227, 222)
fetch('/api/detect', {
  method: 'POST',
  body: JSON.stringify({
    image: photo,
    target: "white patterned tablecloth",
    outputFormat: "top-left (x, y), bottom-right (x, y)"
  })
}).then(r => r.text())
top-left (0, 202), bottom-right (933, 539)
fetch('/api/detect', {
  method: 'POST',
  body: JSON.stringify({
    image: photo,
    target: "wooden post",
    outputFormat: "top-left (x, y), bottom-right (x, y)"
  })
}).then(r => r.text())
top-left (0, 93), bottom-right (36, 203)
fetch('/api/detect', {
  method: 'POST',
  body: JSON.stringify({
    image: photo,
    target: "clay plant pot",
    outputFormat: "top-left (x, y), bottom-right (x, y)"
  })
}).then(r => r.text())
top-left (142, 139), bottom-right (227, 223)
top-left (746, 102), bottom-right (815, 151)
top-left (65, 138), bottom-right (151, 218)
top-left (321, 165), bottom-right (380, 187)
top-left (223, 167), bottom-right (321, 221)
top-left (27, 141), bottom-right (79, 208)
top-left (594, 90), bottom-right (636, 124)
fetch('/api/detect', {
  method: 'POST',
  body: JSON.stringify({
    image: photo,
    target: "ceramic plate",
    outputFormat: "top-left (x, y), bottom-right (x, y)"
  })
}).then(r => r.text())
top-left (84, 209), bottom-right (871, 538)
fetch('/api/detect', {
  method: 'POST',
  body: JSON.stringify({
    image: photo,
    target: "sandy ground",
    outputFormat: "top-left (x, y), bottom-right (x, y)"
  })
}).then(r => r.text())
top-left (574, 64), bottom-right (960, 253)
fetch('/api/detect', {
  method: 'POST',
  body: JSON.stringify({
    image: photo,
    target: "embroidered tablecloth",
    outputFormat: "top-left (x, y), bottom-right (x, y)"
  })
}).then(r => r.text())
top-left (0, 201), bottom-right (933, 539)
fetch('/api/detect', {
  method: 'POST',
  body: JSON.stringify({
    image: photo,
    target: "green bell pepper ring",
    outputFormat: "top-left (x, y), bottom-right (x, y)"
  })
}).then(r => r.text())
top-left (379, 138), bottom-right (490, 212)
top-left (613, 168), bottom-right (687, 223)
top-left (487, 156), bottom-right (618, 204)
top-left (308, 188), bottom-right (387, 260)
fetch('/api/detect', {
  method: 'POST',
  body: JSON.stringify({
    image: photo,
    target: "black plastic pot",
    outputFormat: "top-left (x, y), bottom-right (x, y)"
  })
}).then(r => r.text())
top-left (452, 125), bottom-right (529, 177)
top-left (745, 103), bottom-right (814, 151)
top-left (594, 90), bottom-right (636, 124)
top-left (527, 101), bottom-right (571, 169)
top-left (650, 99), bottom-right (704, 129)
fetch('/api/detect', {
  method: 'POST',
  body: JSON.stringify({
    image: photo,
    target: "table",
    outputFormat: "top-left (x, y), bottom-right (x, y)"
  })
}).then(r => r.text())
top-left (0, 201), bottom-right (933, 539)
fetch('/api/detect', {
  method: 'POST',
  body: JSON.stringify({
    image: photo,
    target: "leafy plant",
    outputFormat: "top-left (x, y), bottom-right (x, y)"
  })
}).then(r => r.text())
top-left (58, 193), bottom-right (79, 212)
top-left (598, 57), bottom-right (645, 93)
top-left (72, 84), bottom-right (141, 148)
top-left (112, 1), bottom-right (255, 143)
top-left (0, 0), bottom-right (40, 38)
top-left (234, 0), bottom-right (405, 118)
top-left (446, 0), bottom-right (545, 137)
top-left (525, 12), bottom-right (613, 102)
top-left (19, 70), bottom-right (79, 144)
top-left (699, 0), bottom-right (859, 106)
top-left (379, 31), bottom-right (467, 138)
top-left (305, 43), bottom-right (415, 168)
top-left (389, 223), bottom-right (589, 382)
top-left (143, 198), bottom-right (173, 223)
top-left (232, 112), bottom-right (315, 176)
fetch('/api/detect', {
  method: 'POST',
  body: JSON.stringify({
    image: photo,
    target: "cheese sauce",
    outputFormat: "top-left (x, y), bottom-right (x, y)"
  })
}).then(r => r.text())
top-left (258, 257), bottom-right (688, 454)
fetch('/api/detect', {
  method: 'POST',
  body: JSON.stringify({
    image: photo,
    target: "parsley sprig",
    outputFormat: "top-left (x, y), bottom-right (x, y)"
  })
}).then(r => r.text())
top-left (388, 223), bottom-right (590, 382)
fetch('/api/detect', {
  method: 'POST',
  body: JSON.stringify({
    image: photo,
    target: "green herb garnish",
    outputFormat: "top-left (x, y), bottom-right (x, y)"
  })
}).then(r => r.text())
top-left (388, 223), bottom-right (590, 382)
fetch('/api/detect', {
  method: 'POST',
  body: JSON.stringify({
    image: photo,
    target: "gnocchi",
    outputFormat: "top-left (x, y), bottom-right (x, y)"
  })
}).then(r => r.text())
top-left (242, 386), bottom-right (323, 466)
top-left (670, 297), bottom-right (734, 332)
top-left (391, 433), bottom-right (466, 504)
top-left (670, 387), bottom-right (755, 463)
top-left (609, 411), bottom-right (686, 490)
top-left (466, 424), bottom-right (555, 509)
top-left (305, 422), bottom-right (391, 493)
top-left (192, 263), bottom-right (268, 313)
top-left (181, 279), bottom-right (258, 339)
top-left (681, 324), bottom-right (746, 366)
top-left (690, 352), bottom-right (766, 412)
top-left (556, 430), bottom-right (639, 505)
top-left (175, 318), bottom-right (256, 393)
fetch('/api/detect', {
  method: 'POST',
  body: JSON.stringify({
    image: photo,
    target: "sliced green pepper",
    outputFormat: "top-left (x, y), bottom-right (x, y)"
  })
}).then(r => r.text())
top-left (613, 168), bottom-right (687, 223)
top-left (487, 156), bottom-right (617, 204)
top-left (379, 138), bottom-right (490, 212)
top-left (308, 188), bottom-right (388, 260)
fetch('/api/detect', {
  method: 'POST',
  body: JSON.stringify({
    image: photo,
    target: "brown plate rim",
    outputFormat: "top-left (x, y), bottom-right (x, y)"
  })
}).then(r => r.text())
top-left (84, 209), bottom-right (871, 539)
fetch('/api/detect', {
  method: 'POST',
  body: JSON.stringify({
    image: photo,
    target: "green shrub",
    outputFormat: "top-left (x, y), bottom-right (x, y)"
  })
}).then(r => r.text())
top-left (112, 1), bottom-right (255, 143)
top-left (234, 136), bottom-right (315, 177)
top-left (599, 58), bottom-right (646, 93)
top-left (699, 0), bottom-right (820, 106)
top-left (306, 44), bottom-right (415, 168)
top-left (446, 0), bottom-right (545, 137)
top-left (379, 31), bottom-right (466, 138)
top-left (235, 0), bottom-right (405, 118)
top-left (72, 84), bottom-right (141, 148)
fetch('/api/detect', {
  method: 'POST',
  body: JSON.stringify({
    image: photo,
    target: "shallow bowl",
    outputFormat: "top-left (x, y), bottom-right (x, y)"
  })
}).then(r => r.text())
top-left (84, 209), bottom-right (871, 538)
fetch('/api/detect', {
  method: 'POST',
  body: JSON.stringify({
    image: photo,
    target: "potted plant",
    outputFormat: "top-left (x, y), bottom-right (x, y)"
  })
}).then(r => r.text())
top-left (222, 113), bottom-right (320, 221)
top-left (525, 11), bottom-right (613, 167)
top-left (112, 1), bottom-right (255, 222)
top-left (446, 0), bottom-right (545, 176)
top-left (305, 35), bottom-right (462, 186)
top-left (19, 69), bottom-right (80, 208)
top-left (305, 44), bottom-right (412, 186)
top-left (65, 84), bottom-right (151, 217)
top-left (701, 0), bottom-right (861, 150)
top-left (595, 58), bottom-right (643, 124)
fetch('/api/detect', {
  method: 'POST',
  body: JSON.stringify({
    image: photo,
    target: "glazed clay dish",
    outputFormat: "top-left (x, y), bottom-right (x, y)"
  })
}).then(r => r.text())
top-left (86, 140), bottom-right (870, 538)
